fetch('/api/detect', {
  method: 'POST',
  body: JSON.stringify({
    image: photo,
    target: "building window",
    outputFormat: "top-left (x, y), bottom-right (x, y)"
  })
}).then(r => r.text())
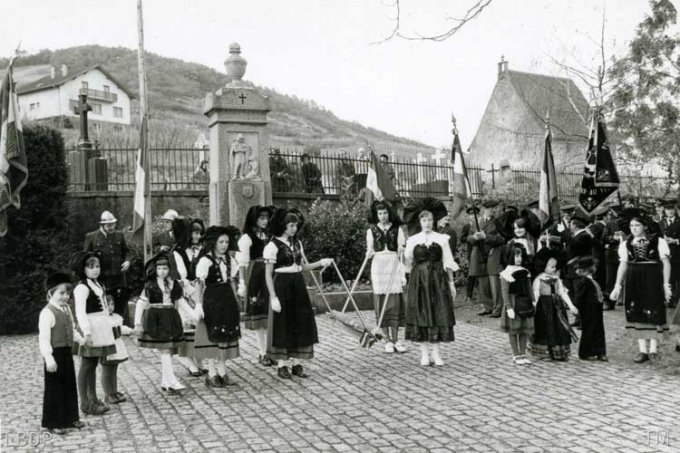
top-left (103, 85), bottom-right (110, 93)
top-left (113, 106), bottom-right (123, 118)
top-left (91, 103), bottom-right (102, 115)
top-left (114, 125), bottom-right (123, 133)
top-left (81, 81), bottom-right (88, 89)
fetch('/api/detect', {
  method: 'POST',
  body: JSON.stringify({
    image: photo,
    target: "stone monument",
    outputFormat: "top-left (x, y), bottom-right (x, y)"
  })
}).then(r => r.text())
top-left (203, 43), bottom-right (272, 228)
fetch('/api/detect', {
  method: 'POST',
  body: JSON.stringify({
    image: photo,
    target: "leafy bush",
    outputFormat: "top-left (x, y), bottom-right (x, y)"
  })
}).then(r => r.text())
top-left (302, 198), bottom-right (369, 284)
top-left (0, 124), bottom-right (76, 334)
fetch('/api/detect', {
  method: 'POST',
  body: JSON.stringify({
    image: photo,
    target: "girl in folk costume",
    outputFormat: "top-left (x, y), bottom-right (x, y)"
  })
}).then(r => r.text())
top-left (100, 296), bottom-right (133, 404)
top-left (574, 256), bottom-right (608, 361)
top-left (70, 251), bottom-right (116, 416)
top-left (499, 243), bottom-right (535, 365)
top-left (237, 205), bottom-right (275, 366)
top-left (39, 272), bottom-right (86, 435)
top-left (365, 201), bottom-right (407, 353)
top-left (186, 219), bottom-right (205, 280)
top-left (194, 225), bottom-right (242, 388)
top-left (168, 217), bottom-right (204, 377)
top-left (498, 209), bottom-right (540, 271)
top-left (264, 208), bottom-right (333, 379)
top-left (530, 248), bottom-right (579, 361)
top-left (134, 252), bottom-right (187, 394)
top-left (402, 198), bottom-right (459, 367)
top-left (610, 210), bottom-right (672, 363)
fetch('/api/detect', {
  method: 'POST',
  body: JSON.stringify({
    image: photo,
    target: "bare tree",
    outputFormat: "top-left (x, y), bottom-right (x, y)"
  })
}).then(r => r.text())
top-left (375, 0), bottom-right (493, 43)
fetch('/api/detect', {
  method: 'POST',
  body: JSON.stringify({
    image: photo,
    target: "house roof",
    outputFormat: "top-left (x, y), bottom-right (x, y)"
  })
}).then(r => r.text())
top-left (504, 69), bottom-right (590, 140)
top-left (16, 64), bottom-right (134, 98)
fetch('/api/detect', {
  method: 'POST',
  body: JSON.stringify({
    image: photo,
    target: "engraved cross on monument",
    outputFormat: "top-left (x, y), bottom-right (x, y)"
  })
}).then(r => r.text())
top-left (75, 93), bottom-right (92, 149)
top-left (203, 43), bottom-right (272, 228)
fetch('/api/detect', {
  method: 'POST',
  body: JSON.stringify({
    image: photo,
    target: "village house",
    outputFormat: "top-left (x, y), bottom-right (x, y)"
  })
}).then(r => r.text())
top-left (468, 58), bottom-right (590, 172)
top-left (16, 64), bottom-right (133, 131)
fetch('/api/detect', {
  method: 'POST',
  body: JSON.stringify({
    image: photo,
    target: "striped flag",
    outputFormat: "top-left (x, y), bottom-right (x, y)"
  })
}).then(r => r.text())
top-left (538, 125), bottom-right (559, 227)
top-left (132, 116), bottom-right (149, 241)
top-left (0, 59), bottom-right (27, 237)
top-left (450, 129), bottom-right (472, 218)
top-left (366, 149), bottom-right (397, 201)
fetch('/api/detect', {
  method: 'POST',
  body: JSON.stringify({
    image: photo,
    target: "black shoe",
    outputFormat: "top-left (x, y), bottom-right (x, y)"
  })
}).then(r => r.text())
top-left (71, 420), bottom-right (86, 429)
top-left (277, 366), bottom-right (292, 379)
top-left (292, 364), bottom-right (309, 378)
top-left (675, 344), bottom-right (680, 352)
top-left (166, 387), bottom-right (182, 396)
top-left (649, 352), bottom-right (659, 360)
top-left (204, 375), bottom-right (225, 388)
top-left (93, 400), bottom-right (110, 412)
top-left (477, 309), bottom-right (492, 316)
top-left (488, 311), bottom-right (501, 318)
top-left (199, 368), bottom-right (209, 375)
top-left (219, 374), bottom-right (238, 386)
top-left (114, 392), bottom-right (127, 402)
top-left (634, 353), bottom-right (650, 363)
top-left (261, 355), bottom-right (274, 367)
top-left (49, 428), bottom-right (67, 435)
top-left (597, 355), bottom-right (609, 362)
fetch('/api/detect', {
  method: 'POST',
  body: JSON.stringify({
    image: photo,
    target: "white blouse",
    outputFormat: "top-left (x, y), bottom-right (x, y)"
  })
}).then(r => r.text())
top-left (38, 301), bottom-right (83, 360)
top-left (366, 224), bottom-right (405, 254)
top-left (404, 231), bottom-right (459, 272)
top-left (263, 237), bottom-right (304, 272)
top-left (617, 236), bottom-right (671, 262)
top-left (196, 255), bottom-right (229, 282)
top-left (74, 279), bottom-right (106, 336)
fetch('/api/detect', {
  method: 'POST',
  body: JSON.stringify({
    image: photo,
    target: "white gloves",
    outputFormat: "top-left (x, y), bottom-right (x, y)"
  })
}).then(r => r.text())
top-left (271, 296), bottom-right (282, 313)
top-left (506, 308), bottom-right (516, 319)
top-left (194, 303), bottom-right (205, 321)
top-left (237, 280), bottom-right (246, 298)
top-left (319, 258), bottom-right (334, 269)
top-left (45, 355), bottom-right (57, 373)
top-left (609, 284), bottom-right (622, 302)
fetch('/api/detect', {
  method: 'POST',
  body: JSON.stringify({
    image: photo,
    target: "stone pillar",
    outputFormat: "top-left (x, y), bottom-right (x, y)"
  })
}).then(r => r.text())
top-left (203, 43), bottom-right (272, 228)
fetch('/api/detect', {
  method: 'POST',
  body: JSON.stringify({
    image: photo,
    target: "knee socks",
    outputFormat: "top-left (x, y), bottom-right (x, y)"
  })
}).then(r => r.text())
top-left (255, 329), bottom-right (267, 356)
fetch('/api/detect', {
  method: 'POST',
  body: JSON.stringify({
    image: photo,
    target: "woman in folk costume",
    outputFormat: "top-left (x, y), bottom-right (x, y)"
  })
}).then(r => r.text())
top-left (194, 225), bottom-right (242, 387)
top-left (402, 198), bottom-right (459, 367)
top-left (499, 243), bottom-right (535, 365)
top-left (39, 271), bottom-right (86, 434)
top-left (237, 205), bottom-right (276, 366)
top-left (610, 209), bottom-right (672, 363)
top-left (264, 208), bottom-right (333, 379)
top-left (134, 252), bottom-right (187, 394)
top-left (530, 248), bottom-right (579, 361)
top-left (497, 208), bottom-right (540, 271)
top-left (186, 219), bottom-right (205, 280)
top-left (70, 250), bottom-right (116, 416)
top-left (365, 200), bottom-right (407, 354)
top-left (166, 217), bottom-right (204, 377)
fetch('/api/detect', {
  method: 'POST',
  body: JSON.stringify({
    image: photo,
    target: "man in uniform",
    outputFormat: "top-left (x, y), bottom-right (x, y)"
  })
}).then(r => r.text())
top-left (154, 209), bottom-right (179, 252)
top-left (565, 211), bottom-right (594, 328)
top-left (83, 211), bottom-right (133, 323)
top-left (461, 204), bottom-right (481, 303)
top-left (660, 200), bottom-right (680, 308)
top-left (467, 199), bottom-right (505, 317)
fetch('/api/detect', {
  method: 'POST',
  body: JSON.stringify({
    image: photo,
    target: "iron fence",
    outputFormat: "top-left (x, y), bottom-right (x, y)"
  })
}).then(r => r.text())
top-left (66, 145), bottom-right (674, 201)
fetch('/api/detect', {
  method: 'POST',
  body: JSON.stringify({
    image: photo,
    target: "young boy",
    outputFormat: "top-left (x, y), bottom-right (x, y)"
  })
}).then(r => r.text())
top-left (39, 272), bottom-right (87, 435)
top-left (574, 257), bottom-right (608, 361)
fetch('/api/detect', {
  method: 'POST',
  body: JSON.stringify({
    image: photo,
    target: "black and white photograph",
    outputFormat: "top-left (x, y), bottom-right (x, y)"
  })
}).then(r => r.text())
top-left (1, 0), bottom-right (680, 451)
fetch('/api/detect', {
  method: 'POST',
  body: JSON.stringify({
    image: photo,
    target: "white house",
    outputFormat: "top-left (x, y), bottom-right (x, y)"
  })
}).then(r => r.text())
top-left (16, 64), bottom-right (132, 126)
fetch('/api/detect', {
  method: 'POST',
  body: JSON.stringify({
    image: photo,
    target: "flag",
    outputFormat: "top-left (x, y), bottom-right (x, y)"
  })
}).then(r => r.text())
top-left (578, 110), bottom-right (620, 216)
top-left (538, 126), bottom-right (559, 227)
top-left (366, 149), bottom-right (397, 201)
top-left (132, 116), bottom-right (149, 240)
top-left (450, 130), bottom-right (472, 218)
top-left (0, 59), bottom-right (27, 237)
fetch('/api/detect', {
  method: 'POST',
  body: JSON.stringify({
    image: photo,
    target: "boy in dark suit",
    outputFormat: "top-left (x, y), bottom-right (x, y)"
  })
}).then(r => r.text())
top-left (660, 200), bottom-right (680, 308)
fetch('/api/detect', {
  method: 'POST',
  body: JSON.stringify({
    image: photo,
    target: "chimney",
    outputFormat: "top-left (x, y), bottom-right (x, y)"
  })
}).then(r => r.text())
top-left (50, 66), bottom-right (56, 79)
top-left (498, 56), bottom-right (508, 79)
top-left (60, 64), bottom-right (68, 77)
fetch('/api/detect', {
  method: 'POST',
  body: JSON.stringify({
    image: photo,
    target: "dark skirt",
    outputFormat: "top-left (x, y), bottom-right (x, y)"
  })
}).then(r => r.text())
top-left (42, 347), bottom-right (79, 429)
top-left (579, 298), bottom-right (607, 358)
top-left (139, 305), bottom-right (185, 350)
top-left (243, 260), bottom-right (270, 330)
top-left (405, 262), bottom-right (455, 343)
top-left (624, 262), bottom-right (669, 340)
top-left (267, 272), bottom-right (318, 360)
top-left (531, 295), bottom-right (572, 360)
top-left (203, 282), bottom-right (241, 344)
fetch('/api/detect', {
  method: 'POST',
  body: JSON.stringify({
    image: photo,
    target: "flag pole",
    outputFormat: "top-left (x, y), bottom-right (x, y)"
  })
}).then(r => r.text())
top-left (137, 0), bottom-right (152, 262)
top-left (451, 113), bottom-right (479, 231)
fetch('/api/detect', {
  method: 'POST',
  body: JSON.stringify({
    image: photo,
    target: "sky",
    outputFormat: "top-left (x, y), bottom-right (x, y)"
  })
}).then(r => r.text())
top-left (0, 0), bottom-right (659, 148)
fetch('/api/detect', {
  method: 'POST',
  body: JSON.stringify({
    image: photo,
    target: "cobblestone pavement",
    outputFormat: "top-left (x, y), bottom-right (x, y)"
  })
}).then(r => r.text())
top-left (1, 309), bottom-right (679, 453)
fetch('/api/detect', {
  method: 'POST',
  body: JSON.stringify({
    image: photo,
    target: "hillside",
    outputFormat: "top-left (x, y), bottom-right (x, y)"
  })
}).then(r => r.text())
top-left (1, 46), bottom-right (434, 157)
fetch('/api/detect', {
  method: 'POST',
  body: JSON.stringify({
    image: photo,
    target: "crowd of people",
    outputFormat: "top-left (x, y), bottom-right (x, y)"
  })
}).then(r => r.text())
top-left (37, 195), bottom-right (680, 435)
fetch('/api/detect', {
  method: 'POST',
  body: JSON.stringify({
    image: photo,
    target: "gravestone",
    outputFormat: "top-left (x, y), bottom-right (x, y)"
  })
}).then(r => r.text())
top-left (203, 43), bottom-right (272, 228)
